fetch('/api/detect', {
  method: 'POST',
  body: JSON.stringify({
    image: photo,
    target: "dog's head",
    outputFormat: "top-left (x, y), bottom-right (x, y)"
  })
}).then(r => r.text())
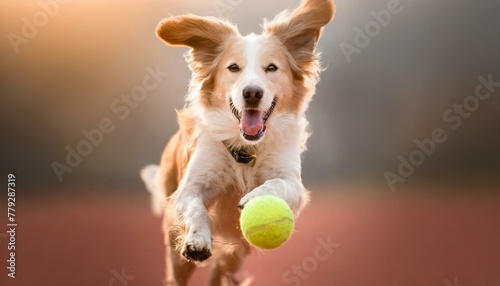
top-left (157, 0), bottom-right (335, 145)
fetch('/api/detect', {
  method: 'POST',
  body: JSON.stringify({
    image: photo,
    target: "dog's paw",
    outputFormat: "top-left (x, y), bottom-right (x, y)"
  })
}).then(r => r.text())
top-left (238, 192), bottom-right (262, 209)
top-left (239, 179), bottom-right (288, 209)
top-left (183, 244), bottom-right (212, 262)
top-left (181, 232), bottom-right (212, 262)
top-left (238, 186), bottom-right (277, 210)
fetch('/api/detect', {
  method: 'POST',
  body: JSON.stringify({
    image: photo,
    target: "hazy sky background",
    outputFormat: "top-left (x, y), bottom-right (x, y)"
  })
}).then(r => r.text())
top-left (1, 0), bottom-right (499, 191)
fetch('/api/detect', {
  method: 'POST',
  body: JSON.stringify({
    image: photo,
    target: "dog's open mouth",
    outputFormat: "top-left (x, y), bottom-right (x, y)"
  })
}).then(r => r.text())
top-left (230, 98), bottom-right (277, 141)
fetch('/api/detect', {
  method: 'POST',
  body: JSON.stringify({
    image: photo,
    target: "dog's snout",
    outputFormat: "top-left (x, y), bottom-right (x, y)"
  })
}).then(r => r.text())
top-left (242, 86), bottom-right (263, 107)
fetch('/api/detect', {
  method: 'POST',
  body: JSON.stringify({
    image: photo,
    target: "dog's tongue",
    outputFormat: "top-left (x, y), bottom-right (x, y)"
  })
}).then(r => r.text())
top-left (240, 110), bottom-right (263, 136)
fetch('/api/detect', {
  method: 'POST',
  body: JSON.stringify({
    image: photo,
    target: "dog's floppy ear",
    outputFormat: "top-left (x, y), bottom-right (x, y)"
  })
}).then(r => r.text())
top-left (156, 15), bottom-right (238, 75)
top-left (156, 15), bottom-right (237, 50)
top-left (264, 0), bottom-right (335, 72)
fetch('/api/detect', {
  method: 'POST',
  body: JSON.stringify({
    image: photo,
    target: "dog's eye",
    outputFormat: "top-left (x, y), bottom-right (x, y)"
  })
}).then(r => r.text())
top-left (266, 64), bottom-right (278, 72)
top-left (227, 64), bottom-right (240, 73)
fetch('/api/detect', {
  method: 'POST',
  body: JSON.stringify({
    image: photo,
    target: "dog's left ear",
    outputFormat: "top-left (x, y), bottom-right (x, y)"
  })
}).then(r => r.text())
top-left (265, 0), bottom-right (335, 71)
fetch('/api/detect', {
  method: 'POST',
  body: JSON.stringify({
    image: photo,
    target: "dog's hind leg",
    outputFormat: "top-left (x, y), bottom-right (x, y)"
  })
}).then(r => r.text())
top-left (209, 240), bottom-right (251, 286)
top-left (209, 195), bottom-right (252, 286)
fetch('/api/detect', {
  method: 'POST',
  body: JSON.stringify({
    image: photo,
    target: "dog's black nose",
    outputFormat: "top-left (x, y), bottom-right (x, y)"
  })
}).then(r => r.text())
top-left (242, 86), bottom-right (263, 107)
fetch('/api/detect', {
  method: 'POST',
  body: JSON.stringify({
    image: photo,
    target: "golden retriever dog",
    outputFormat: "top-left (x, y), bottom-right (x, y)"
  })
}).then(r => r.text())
top-left (141, 0), bottom-right (335, 284)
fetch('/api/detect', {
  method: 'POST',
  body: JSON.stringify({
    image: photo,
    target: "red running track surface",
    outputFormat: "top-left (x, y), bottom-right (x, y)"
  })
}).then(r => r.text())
top-left (1, 185), bottom-right (499, 286)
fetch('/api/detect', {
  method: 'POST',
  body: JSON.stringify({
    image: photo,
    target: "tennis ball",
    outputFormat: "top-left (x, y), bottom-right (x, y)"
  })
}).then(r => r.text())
top-left (240, 195), bottom-right (294, 249)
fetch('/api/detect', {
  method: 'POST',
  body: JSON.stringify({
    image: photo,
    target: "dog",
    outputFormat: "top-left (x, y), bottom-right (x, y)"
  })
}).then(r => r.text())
top-left (141, 0), bottom-right (335, 284)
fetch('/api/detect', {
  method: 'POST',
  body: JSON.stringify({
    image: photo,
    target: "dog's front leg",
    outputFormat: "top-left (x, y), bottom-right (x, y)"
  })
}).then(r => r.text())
top-left (238, 139), bottom-right (310, 216)
top-left (174, 192), bottom-right (212, 262)
top-left (171, 139), bottom-right (226, 262)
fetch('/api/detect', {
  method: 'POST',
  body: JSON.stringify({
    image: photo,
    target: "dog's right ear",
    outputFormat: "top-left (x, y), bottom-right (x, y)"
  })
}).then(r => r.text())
top-left (156, 15), bottom-right (238, 73)
top-left (156, 15), bottom-right (237, 50)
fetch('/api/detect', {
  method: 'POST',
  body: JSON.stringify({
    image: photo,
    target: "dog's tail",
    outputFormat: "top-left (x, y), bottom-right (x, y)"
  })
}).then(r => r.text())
top-left (140, 164), bottom-right (165, 217)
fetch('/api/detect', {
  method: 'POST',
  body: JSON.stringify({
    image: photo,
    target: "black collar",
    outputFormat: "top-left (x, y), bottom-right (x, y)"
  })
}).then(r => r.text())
top-left (223, 141), bottom-right (256, 167)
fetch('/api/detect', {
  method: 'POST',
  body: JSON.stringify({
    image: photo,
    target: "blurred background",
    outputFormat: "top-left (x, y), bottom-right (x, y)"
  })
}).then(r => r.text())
top-left (1, 0), bottom-right (499, 285)
top-left (1, 0), bottom-right (499, 188)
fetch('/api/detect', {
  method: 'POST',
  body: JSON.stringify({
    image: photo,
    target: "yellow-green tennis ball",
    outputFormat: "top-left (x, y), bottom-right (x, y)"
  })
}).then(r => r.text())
top-left (240, 195), bottom-right (295, 249)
